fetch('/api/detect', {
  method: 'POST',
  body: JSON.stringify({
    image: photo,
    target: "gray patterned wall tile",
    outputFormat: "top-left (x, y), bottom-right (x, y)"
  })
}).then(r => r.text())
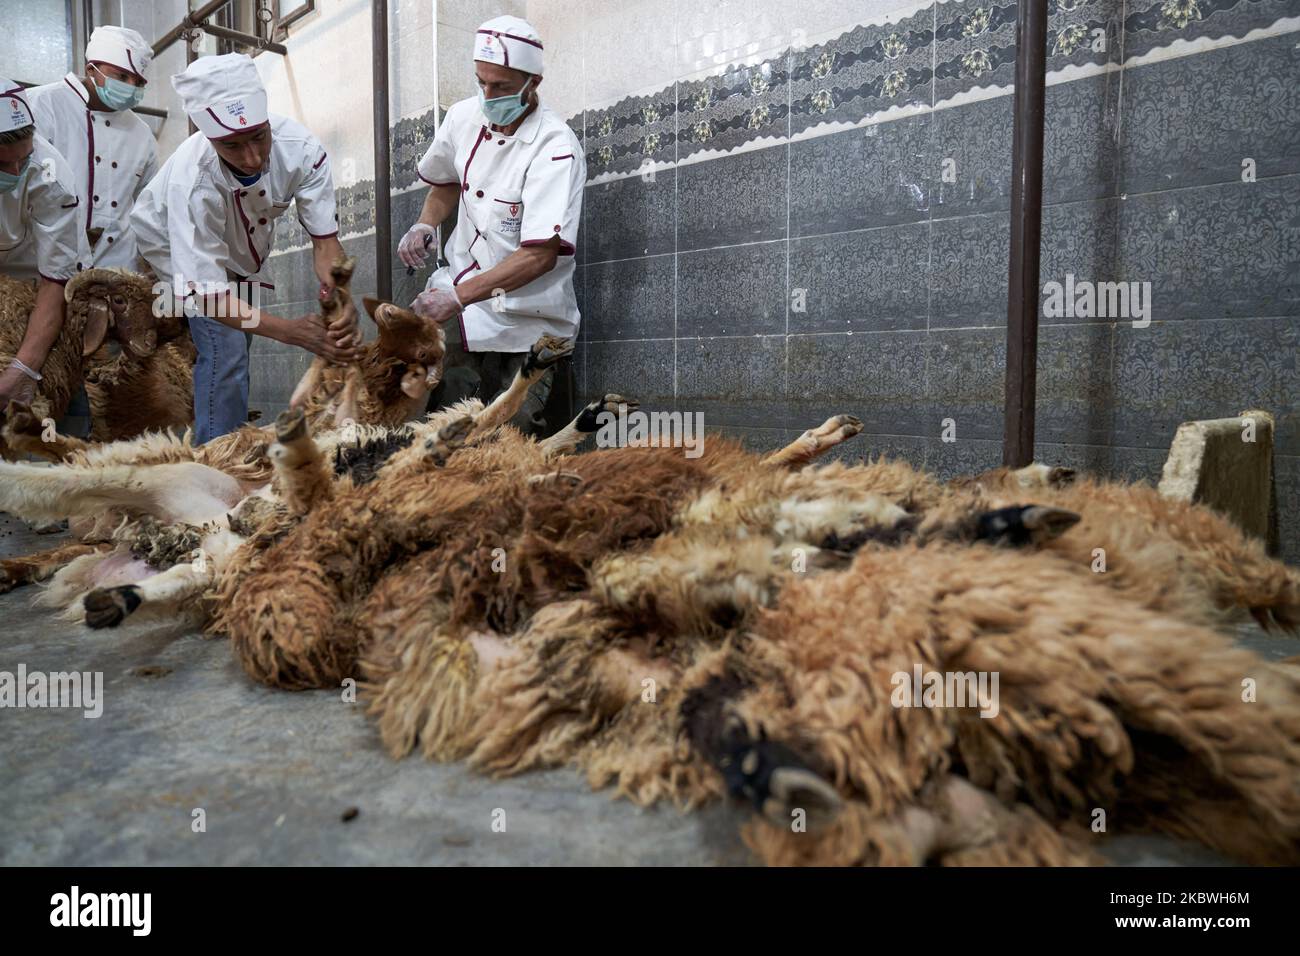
top-left (926, 436), bottom-right (1005, 480)
top-left (790, 112), bottom-right (933, 236)
top-left (676, 335), bottom-right (788, 427)
top-left (1113, 317), bottom-right (1300, 455)
top-left (262, 248), bottom-right (317, 310)
top-left (926, 327), bottom-right (1006, 440)
top-left (585, 168), bottom-right (677, 262)
top-left (935, 0), bottom-right (1019, 103)
top-left (709, 425), bottom-right (802, 456)
top-left (1116, 177), bottom-right (1300, 320)
top-left (930, 211), bottom-right (1009, 328)
top-left (678, 242), bottom-right (787, 339)
top-left (1037, 322), bottom-right (1116, 443)
top-left (859, 433), bottom-right (932, 472)
top-left (789, 225), bottom-right (930, 334)
top-left (1038, 198), bottom-right (1121, 323)
top-left (790, 7), bottom-right (935, 136)
top-left (787, 331), bottom-right (931, 436)
top-left (584, 338), bottom-right (676, 411)
top-left (584, 255), bottom-right (675, 342)
top-left (1119, 32), bottom-right (1300, 194)
top-left (1121, 0), bottom-right (1297, 62)
top-left (1274, 455), bottom-right (1299, 565)
top-left (678, 146), bottom-right (789, 251)
top-left (585, 86), bottom-right (677, 178)
top-left (677, 59), bottom-right (791, 159)
top-left (934, 73), bottom-right (1119, 219)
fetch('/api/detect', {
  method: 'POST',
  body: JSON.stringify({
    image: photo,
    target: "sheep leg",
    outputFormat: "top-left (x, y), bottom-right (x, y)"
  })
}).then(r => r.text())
top-left (761, 415), bottom-right (863, 470)
top-left (915, 502), bottom-right (1082, 548)
top-left (269, 408), bottom-right (333, 514)
top-left (538, 394), bottom-right (639, 461)
top-left (0, 541), bottom-right (112, 594)
top-left (0, 460), bottom-right (245, 526)
top-left (288, 357), bottom-right (326, 410)
top-left (470, 334), bottom-right (574, 434)
top-left (421, 414), bottom-right (474, 466)
top-left (0, 401), bottom-right (89, 462)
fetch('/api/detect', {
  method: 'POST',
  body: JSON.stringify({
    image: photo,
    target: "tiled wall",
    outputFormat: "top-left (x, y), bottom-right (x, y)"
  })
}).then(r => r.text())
top-left (540, 0), bottom-right (1299, 561)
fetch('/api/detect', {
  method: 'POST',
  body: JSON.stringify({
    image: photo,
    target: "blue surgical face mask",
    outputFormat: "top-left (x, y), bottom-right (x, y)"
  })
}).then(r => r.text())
top-left (90, 64), bottom-right (145, 112)
top-left (479, 77), bottom-right (534, 128)
top-left (0, 154), bottom-right (31, 194)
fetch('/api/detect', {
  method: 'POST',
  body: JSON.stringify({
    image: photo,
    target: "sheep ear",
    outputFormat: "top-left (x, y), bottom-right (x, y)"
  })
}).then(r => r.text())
top-left (361, 297), bottom-right (385, 322)
top-left (400, 366), bottom-right (427, 399)
top-left (81, 299), bottom-right (111, 357)
top-left (1021, 506), bottom-right (1081, 540)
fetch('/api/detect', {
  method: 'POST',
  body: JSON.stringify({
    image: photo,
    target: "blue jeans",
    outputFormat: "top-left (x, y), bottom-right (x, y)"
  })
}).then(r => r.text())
top-left (189, 314), bottom-right (253, 445)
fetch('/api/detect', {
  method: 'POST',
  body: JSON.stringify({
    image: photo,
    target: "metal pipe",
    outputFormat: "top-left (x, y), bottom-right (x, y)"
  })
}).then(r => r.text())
top-left (153, 0), bottom-right (231, 56)
top-left (1002, 0), bottom-right (1049, 468)
top-left (372, 0), bottom-right (392, 300)
top-left (185, 25), bottom-right (198, 137)
top-left (200, 22), bottom-right (288, 55)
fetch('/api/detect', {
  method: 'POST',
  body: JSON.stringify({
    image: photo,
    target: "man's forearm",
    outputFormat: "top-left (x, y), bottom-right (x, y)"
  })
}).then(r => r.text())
top-left (16, 280), bottom-right (68, 370)
top-left (456, 243), bottom-right (559, 307)
top-left (419, 184), bottom-right (460, 229)
top-left (195, 290), bottom-right (292, 343)
top-left (312, 235), bottom-right (346, 289)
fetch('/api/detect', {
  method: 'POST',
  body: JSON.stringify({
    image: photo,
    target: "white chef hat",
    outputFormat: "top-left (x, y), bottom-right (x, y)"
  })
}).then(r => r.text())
top-left (0, 78), bottom-right (34, 134)
top-left (474, 15), bottom-right (544, 76)
top-left (85, 25), bottom-right (153, 81)
top-left (172, 53), bottom-right (268, 140)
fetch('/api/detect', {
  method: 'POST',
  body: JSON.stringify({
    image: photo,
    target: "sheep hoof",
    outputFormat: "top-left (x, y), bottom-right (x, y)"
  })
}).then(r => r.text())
top-left (721, 738), bottom-right (841, 830)
top-left (31, 519), bottom-right (68, 535)
top-left (424, 415), bottom-right (474, 465)
top-left (521, 334), bottom-right (575, 375)
top-left (83, 585), bottom-right (142, 629)
top-left (974, 505), bottom-right (1081, 546)
top-left (0, 566), bottom-right (15, 595)
top-left (275, 407), bottom-right (307, 443)
top-left (810, 413), bottom-right (863, 440)
top-left (1047, 466), bottom-right (1076, 487)
top-left (574, 394), bottom-right (639, 432)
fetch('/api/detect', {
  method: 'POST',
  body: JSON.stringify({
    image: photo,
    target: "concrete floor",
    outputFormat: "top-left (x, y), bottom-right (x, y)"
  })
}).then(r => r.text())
top-left (0, 511), bottom-right (1291, 866)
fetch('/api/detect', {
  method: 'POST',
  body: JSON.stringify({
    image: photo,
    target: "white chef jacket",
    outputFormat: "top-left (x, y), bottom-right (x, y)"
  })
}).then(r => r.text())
top-left (27, 73), bottom-right (158, 269)
top-left (131, 113), bottom-right (338, 293)
top-left (417, 96), bottom-right (585, 353)
top-left (0, 132), bottom-right (85, 283)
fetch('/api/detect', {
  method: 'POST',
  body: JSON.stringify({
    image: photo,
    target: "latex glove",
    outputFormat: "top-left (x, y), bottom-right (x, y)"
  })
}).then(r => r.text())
top-left (0, 365), bottom-right (38, 412)
top-left (398, 223), bottom-right (437, 269)
top-left (410, 287), bottom-right (464, 325)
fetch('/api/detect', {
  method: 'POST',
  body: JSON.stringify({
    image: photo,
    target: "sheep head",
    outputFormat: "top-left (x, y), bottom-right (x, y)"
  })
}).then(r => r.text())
top-left (361, 296), bottom-right (447, 398)
top-left (66, 268), bottom-right (182, 360)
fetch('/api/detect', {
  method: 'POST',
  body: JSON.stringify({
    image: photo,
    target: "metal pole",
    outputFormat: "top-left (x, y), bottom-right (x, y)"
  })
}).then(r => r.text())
top-left (153, 0), bottom-right (232, 56)
top-left (1002, 0), bottom-right (1048, 468)
top-left (200, 22), bottom-right (289, 55)
top-left (372, 0), bottom-right (392, 300)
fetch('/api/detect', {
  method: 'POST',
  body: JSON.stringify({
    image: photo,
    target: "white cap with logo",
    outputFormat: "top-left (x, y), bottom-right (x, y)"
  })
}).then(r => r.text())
top-left (474, 15), bottom-right (544, 76)
top-left (85, 25), bottom-right (154, 80)
top-left (172, 53), bottom-right (269, 140)
top-left (0, 78), bottom-right (34, 134)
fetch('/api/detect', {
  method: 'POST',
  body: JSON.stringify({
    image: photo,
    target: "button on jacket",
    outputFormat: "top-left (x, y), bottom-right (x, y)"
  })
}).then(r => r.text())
top-left (131, 113), bottom-right (339, 292)
top-left (27, 73), bottom-right (158, 269)
top-left (417, 96), bottom-right (585, 353)
top-left (0, 133), bottom-right (85, 283)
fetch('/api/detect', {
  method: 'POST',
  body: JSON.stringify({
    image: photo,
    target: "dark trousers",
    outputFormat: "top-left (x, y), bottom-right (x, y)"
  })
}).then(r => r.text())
top-left (426, 319), bottom-right (553, 438)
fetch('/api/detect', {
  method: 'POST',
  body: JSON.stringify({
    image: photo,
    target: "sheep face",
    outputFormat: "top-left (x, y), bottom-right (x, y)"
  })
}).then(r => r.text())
top-left (361, 296), bottom-right (446, 397)
top-left (66, 269), bottom-right (183, 360)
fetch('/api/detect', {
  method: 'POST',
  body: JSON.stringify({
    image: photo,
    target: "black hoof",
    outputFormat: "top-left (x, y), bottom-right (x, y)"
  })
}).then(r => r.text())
top-left (574, 394), bottom-right (638, 432)
top-left (522, 335), bottom-right (575, 375)
top-left (719, 736), bottom-right (842, 830)
top-left (974, 504), bottom-right (1081, 546)
top-left (84, 585), bottom-right (142, 629)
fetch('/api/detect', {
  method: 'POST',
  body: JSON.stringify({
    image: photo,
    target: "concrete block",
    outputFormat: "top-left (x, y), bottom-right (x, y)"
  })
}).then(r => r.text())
top-left (1158, 408), bottom-right (1279, 554)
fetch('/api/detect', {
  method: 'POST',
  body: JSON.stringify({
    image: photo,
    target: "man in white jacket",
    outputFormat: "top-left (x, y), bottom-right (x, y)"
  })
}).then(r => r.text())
top-left (131, 54), bottom-right (357, 443)
top-left (27, 25), bottom-right (159, 270)
top-left (399, 15), bottom-right (585, 437)
top-left (0, 79), bottom-right (85, 411)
